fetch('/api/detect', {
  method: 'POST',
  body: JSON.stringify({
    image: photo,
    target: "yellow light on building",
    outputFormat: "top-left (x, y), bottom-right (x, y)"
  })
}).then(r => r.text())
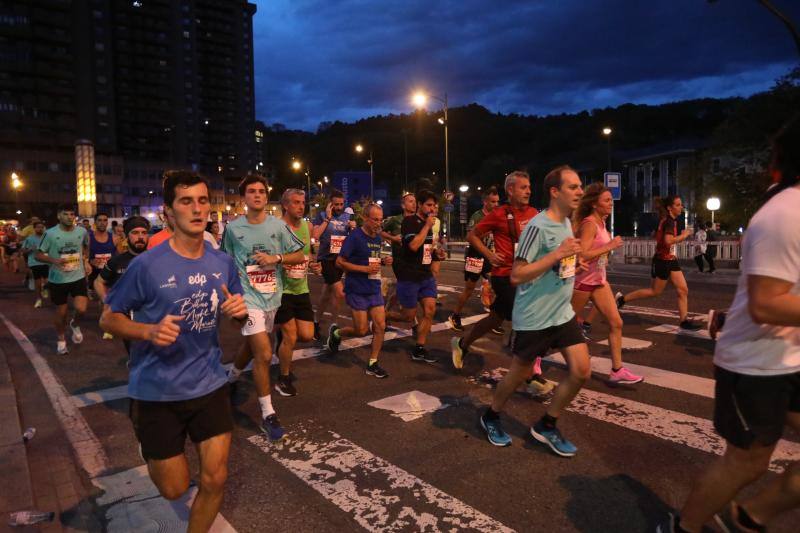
top-left (74, 139), bottom-right (97, 217)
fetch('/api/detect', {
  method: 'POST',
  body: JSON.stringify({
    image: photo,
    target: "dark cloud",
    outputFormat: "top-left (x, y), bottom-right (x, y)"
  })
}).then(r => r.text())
top-left (253, 0), bottom-right (800, 130)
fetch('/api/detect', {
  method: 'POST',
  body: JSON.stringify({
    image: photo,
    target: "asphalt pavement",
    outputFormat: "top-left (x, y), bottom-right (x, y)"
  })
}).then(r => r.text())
top-left (0, 262), bottom-right (798, 532)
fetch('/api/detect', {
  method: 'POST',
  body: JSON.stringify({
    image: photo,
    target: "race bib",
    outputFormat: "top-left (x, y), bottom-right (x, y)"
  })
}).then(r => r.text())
top-left (597, 253), bottom-right (608, 269)
top-left (60, 253), bottom-right (80, 272)
top-left (559, 254), bottom-right (577, 279)
top-left (465, 256), bottom-right (484, 273)
top-left (285, 254), bottom-right (309, 279)
top-left (94, 253), bottom-right (112, 268)
top-left (422, 244), bottom-right (432, 265)
top-left (246, 264), bottom-right (277, 293)
top-left (330, 235), bottom-right (345, 255)
top-left (669, 244), bottom-right (677, 257)
top-left (368, 257), bottom-right (382, 280)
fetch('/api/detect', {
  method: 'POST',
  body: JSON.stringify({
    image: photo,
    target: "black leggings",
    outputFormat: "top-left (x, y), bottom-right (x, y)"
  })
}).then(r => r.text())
top-left (694, 251), bottom-right (716, 272)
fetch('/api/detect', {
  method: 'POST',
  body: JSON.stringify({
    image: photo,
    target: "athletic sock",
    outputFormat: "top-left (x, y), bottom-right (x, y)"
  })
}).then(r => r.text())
top-left (258, 395), bottom-right (275, 418)
top-left (368, 358), bottom-right (378, 366)
top-left (483, 407), bottom-right (500, 420)
top-left (735, 505), bottom-right (765, 532)
top-left (415, 344), bottom-right (424, 352)
top-left (611, 366), bottom-right (622, 373)
top-left (539, 414), bottom-right (557, 430)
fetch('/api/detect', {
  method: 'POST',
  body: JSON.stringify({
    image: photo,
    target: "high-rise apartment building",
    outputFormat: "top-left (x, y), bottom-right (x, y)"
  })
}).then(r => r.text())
top-left (0, 0), bottom-right (257, 219)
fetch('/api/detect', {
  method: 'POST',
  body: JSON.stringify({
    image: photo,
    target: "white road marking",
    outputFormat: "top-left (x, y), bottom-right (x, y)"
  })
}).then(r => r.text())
top-left (566, 387), bottom-right (799, 474)
top-left (248, 428), bottom-right (514, 532)
top-left (542, 353), bottom-right (714, 398)
top-left (0, 313), bottom-right (236, 532)
top-left (619, 304), bottom-right (706, 321)
top-left (368, 390), bottom-right (448, 422)
top-left (648, 324), bottom-right (712, 340)
top-left (595, 336), bottom-right (653, 350)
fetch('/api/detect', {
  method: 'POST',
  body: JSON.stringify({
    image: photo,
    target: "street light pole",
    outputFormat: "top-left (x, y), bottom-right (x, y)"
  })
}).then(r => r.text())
top-left (602, 127), bottom-right (614, 235)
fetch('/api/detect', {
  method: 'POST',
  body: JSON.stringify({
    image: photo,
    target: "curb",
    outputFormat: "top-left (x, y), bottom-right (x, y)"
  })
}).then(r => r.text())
top-left (0, 343), bottom-right (35, 517)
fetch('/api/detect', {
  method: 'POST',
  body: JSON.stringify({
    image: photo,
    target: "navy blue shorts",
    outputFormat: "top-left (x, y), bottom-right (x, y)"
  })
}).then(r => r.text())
top-left (346, 292), bottom-right (384, 311)
top-left (396, 277), bottom-right (437, 309)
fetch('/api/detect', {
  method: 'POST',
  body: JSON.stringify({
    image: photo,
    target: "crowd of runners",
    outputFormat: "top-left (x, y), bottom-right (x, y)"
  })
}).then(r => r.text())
top-left (2, 116), bottom-right (798, 533)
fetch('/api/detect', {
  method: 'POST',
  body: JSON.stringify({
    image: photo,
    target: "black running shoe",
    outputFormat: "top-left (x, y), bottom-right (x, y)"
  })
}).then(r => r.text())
top-left (275, 374), bottom-right (297, 397)
top-left (679, 320), bottom-right (702, 331)
top-left (615, 291), bottom-right (625, 309)
top-left (448, 313), bottom-right (464, 332)
top-left (325, 324), bottom-right (341, 354)
top-left (411, 345), bottom-right (437, 364)
top-left (365, 361), bottom-right (388, 379)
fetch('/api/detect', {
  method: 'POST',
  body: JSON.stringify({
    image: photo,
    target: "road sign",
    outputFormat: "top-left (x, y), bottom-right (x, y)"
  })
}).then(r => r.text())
top-left (443, 204), bottom-right (454, 213)
top-left (604, 172), bottom-right (621, 201)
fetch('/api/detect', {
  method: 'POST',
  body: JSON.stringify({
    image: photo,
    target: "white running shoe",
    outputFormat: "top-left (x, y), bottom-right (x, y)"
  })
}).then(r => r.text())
top-left (57, 340), bottom-right (68, 355)
top-left (34, 298), bottom-right (42, 308)
top-left (70, 320), bottom-right (83, 344)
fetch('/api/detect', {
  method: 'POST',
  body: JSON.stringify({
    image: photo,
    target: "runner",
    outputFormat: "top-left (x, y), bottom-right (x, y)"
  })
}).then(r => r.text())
top-left (385, 189), bottom-right (443, 363)
top-left (570, 182), bottom-right (643, 385)
top-left (312, 189), bottom-right (355, 341)
top-left (693, 221), bottom-right (709, 273)
top-left (35, 204), bottom-right (90, 355)
top-left (273, 188), bottom-right (322, 397)
top-left (94, 216), bottom-right (151, 350)
top-left (3, 224), bottom-right (20, 273)
top-left (326, 203), bottom-right (391, 378)
top-left (615, 195), bottom-right (702, 330)
top-left (451, 171), bottom-right (553, 396)
top-left (100, 171), bottom-right (247, 533)
top-left (381, 192), bottom-right (416, 314)
top-left (658, 117), bottom-right (800, 533)
top-left (221, 175), bottom-right (305, 440)
top-left (448, 186), bottom-right (500, 332)
top-left (479, 165), bottom-right (587, 456)
top-left (87, 213), bottom-right (116, 299)
top-left (112, 223), bottom-right (128, 254)
top-left (19, 216), bottom-right (40, 290)
top-left (21, 220), bottom-right (48, 308)
top-left (147, 215), bottom-right (173, 250)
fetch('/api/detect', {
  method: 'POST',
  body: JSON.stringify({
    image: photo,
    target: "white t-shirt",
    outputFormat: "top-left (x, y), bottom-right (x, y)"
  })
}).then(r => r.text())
top-left (714, 187), bottom-right (800, 376)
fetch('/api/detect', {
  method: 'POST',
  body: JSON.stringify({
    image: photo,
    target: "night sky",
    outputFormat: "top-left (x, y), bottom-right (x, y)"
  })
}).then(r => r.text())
top-left (252, 0), bottom-right (800, 131)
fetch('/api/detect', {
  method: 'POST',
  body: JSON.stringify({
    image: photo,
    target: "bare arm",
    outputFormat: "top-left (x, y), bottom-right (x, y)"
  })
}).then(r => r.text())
top-left (407, 218), bottom-right (434, 252)
top-left (747, 275), bottom-right (800, 326)
top-left (94, 276), bottom-right (109, 303)
top-left (312, 220), bottom-right (329, 240)
top-left (100, 308), bottom-right (160, 341)
top-left (578, 221), bottom-right (622, 261)
top-left (280, 249), bottom-right (306, 265)
top-left (335, 255), bottom-right (372, 274)
top-left (380, 231), bottom-right (401, 245)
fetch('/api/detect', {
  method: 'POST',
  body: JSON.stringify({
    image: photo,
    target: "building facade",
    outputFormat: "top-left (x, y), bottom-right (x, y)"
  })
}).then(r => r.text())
top-left (0, 0), bottom-right (257, 220)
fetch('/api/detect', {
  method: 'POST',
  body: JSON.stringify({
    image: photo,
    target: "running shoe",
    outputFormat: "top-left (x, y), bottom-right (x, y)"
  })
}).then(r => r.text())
top-left (56, 339), bottom-right (68, 355)
top-left (451, 337), bottom-right (466, 369)
top-left (42, 287), bottom-right (49, 299)
top-left (411, 345), bottom-right (437, 364)
top-left (313, 321), bottom-right (321, 341)
top-left (325, 324), bottom-right (341, 354)
top-left (608, 367), bottom-right (644, 385)
top-left (491, 325), bottom-right (505, 335)
top-left (714, 502), bottom-right (761, 533)
top-left (480, 413), bottom-right (512, 447)
top-left (261, 414), bottom-right (286, 442)
top-left (275, 375), bottom-right (297, 397)
top-left (615, 291), bottom-right (625, 309)
top-left (27, 277), bottom-right (34, 291)
top-left (365, 361), bottom-right (388, 379)
top-left (448, 313), bottom-right (464, 332)
top-left (679, 320), bottom-right (702, 331)
top-left (102, 332), bottom-right (114, 340)
top-left (69, 319), bottom-right (83, 344)
top-left (708, 309), bottom-right (726, 341)
top-left (532, 356), bottom-right (543, 376)
top-left (655, 513), bottom-right (678, 533)
top-left (34, 298), bottom-right (42, 308)
top-left (525, 375), bottom-right (556, 397)
top-left (579, 321), bottom-right (592, 342)
top-left (531, 422), bottom-right (577, 457)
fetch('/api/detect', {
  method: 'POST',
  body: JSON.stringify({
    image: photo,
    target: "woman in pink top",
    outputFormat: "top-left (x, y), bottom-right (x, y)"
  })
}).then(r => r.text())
top-left (571, 183), bottom-right (642, 385)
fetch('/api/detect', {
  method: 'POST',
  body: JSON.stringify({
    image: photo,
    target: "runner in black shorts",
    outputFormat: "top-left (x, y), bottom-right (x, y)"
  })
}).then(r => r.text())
top-left (616, 195), bottom-right (701, 331)
top-left (448, 186), bottom-right (499, 332)
top-left (101, 170), bottom-right (248, 531)
top-left (272, 188), bottom-right (321, 396)
top-left (662, 118), bottom-right (800, 533)
top-left (21, 221), bottom-right (48, 308)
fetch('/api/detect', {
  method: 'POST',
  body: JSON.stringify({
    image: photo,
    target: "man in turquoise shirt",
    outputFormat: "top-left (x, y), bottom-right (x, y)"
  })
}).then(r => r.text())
top-left (36, 204), bottom-right (90, 355)
top-left (221, 175), bottom-right (305, 442)
top-left (21, 220), bottom-right (48, 308)
top-left (480, 165), bottom-right (590, 458)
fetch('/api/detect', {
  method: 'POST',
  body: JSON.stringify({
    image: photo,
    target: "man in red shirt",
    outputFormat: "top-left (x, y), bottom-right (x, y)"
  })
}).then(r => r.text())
top-left (451, 171), bottom-right (554, 394)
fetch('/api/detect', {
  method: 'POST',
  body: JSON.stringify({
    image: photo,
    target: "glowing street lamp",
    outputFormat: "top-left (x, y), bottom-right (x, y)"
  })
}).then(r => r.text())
top-left (706, 197), bottom-right (721, 225)
top-left (354, 144), bottom-right (374, 199)
top-left (602, 127), bottom-right (612, 171)
top-left (412, 89), bottom-right (450, 231)
top-left (291, 159), bottom-right (311, 200)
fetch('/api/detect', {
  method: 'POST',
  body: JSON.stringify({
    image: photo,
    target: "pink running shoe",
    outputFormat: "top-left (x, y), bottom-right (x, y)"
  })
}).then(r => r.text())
top-left (608, 367), bottom-right (644, 385)
top-left (532, 356), bottom-right (543, 376)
